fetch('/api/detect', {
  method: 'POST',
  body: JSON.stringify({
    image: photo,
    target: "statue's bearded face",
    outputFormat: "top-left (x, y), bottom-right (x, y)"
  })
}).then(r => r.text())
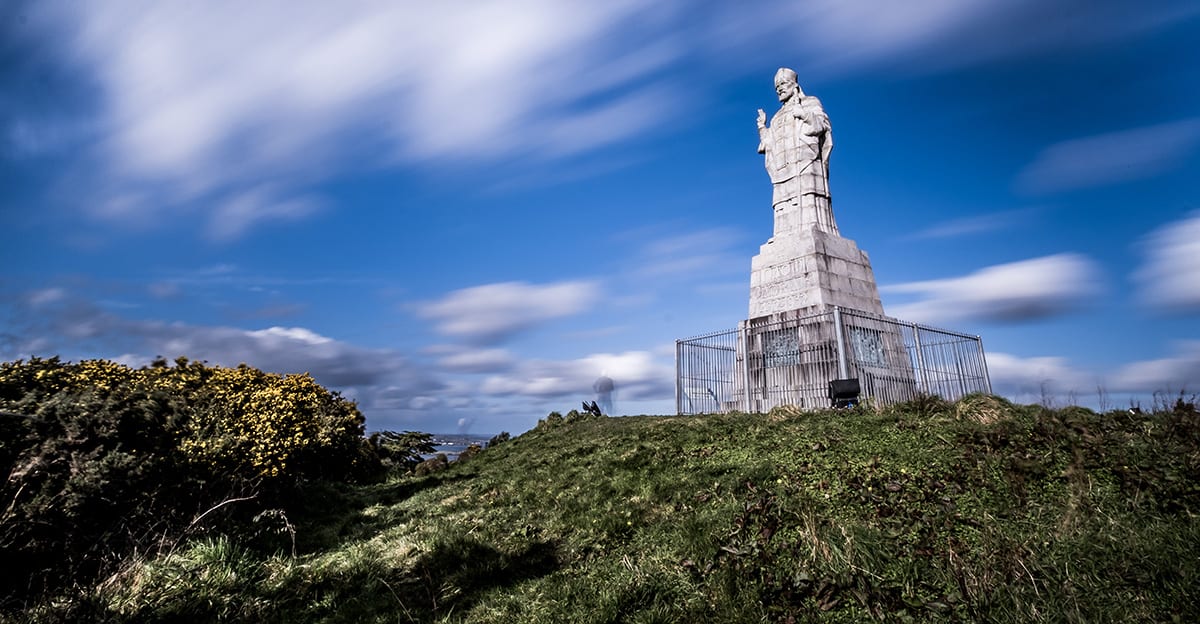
top-left (775, 79), bottom-right (797, 103)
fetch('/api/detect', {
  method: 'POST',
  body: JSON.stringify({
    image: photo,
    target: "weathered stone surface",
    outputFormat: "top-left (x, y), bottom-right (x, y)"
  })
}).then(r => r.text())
top-left (748, 226), bottom-right (885, 318)
top-left (757, 67), bottom-right (836, 239)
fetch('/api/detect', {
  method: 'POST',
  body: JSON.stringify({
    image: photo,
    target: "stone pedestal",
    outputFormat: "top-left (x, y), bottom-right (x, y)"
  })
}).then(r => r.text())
top-left (748, 226), bottom-right (885, 320)
top-left (733, 223), bottom-right (916, 411)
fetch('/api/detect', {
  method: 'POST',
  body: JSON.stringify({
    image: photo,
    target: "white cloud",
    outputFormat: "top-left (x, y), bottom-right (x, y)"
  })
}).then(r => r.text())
top-left (4, 117), bottom-right (96, 158)
top-left (777, 1), bottom-right (984, 71)
top-left (27, 288), bottom-right (67, 306)
top-left (408, 396), bottom-right (440, 410)
top-left (417, 280), bottom-right (601, 344)
top-left (31, 0), bottom-right (680, 237)
top-left (704, 0), bottom-right (1199, 76)
top-left (1016, 118), bottom-right (1200, 194)
top-left (884, 254), bottom-right (1103, 325)
top-left (984, 351), bottom-right (1094, 405)
top-left (637, 228), bottom-right (744, 273)
top-left (904, 208), bottom-right (1036, 240)
top-left (128, 323), bottom-right (433, 390)
top-left (479, 350), bottom-right (673, 403)
top-left (980, 344), bottom-right (1200, 405)
top-left (246, 326), bottom-right (332, 346)
top-left (434, 348), bottom-right (517, 374)
top-left (21, 0), bottom-right (1198, 239)
top-left (147, 282), bottom-right (182, 299)
top-left (1135, 211), bottom-right (1200, 313)
top-left (207, 186), bottom-right (322, 241)
top-left (1110, 341), bottom-right (1200, 394)
top-left (3, 287), bottom-right (441, 402)
top-left (534, 85), bottom-right (672, 158)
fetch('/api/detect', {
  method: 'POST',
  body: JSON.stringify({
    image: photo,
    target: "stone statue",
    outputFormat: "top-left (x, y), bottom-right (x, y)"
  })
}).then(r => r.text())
top-left (757, 67), bottom-right (837, 236)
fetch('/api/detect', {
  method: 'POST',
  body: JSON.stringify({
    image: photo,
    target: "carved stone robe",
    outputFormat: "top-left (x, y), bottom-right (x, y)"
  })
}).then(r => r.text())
top-left (758, 95), bottom-right (833, 208)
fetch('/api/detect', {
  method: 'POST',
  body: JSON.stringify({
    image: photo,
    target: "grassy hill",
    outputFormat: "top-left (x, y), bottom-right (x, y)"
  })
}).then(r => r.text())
top-left (18, 396), bottom-right (1200, 622)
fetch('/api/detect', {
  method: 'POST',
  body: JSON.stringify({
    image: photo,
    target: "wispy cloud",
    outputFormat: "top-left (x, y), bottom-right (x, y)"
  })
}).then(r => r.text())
top-left (904, 208), bottom-right (1036, 240)
top-left (1134, 210), bottom-right (1200, 313)
top-left (985, 351), bottom-right (1094, 402)
top-left (123, 320), bottom-right (432, 390)
top-left (416, 280), bottom-right (601, 345)
top-left (479, 350), bottom-right (673, 402)
top-left (979, 345), bottom-right (1200, 406)
top-left (1016, 118), bottom-right (1200, 194)
top-left (1111, 341), bottom-right (1200, 394)
top-left (206, 186), bottom-right (322, 241)
top-left (26, 288), bottom-right (68, 306)
top-left (428, 347), bottom-right (518, 374)
top-left (704, 0), bottom-right (1200, 76)
top-left (755, 1), bottom-right (987, 73)
top-left (27, 0), bottom-right (681, 237)
top-left (629, 228), bottom-right (747, 279)
top-left (17, 0), bottom-right (1198, 239)
top-left (884, 254), bottom-right (1103, 325)
top-left (1, 286), bottom-right (445, 425)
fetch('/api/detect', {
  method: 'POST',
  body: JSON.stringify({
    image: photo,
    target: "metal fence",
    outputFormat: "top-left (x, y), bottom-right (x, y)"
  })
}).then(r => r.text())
top-left (675, 307), bottom-right (991, 414)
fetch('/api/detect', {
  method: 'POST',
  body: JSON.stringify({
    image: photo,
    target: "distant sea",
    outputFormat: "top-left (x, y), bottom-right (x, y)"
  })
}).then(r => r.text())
top-left (427, 433), bottom-right (495, 461)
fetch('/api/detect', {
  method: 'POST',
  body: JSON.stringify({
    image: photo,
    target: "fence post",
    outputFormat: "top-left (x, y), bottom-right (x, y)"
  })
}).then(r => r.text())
top-left (740, 323), bottom-right (753, 413)
top-left (674, 340), bottom-right (683, 415)
top-left (976, 335), bottom-right (993, 394)
top-left (911, 322), bottom-right (927, 393)
top-left (832, 306), bottom-right (849, 379)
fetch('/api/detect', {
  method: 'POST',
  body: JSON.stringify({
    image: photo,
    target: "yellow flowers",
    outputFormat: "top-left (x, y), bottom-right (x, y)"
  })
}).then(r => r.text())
top-left (3, 356), bottom-right (366, 484)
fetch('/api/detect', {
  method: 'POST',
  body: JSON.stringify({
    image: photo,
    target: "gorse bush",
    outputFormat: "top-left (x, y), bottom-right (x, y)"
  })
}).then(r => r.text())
top-left (0, 356), bottom-right (383, 608)
top-left (173, 362), bottom-right (371, 483)
top-left (1, 368), bottom-right (195, 604)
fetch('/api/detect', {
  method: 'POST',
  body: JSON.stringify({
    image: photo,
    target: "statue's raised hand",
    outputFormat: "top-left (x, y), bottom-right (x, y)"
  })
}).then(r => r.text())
top-left (756, 109), bottom-right (767, 129)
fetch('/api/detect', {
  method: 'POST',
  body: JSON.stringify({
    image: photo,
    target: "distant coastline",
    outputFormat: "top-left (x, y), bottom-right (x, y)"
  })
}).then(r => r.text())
top-left (427, 433), bottom-right (495, 461)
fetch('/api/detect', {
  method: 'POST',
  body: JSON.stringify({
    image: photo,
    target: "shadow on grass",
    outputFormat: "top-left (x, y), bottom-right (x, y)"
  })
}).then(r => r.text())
top-left (276, 535), bottom-right (561, 623)
top-left (55, 536), bottom-right (562, 624)
top-left (289, 472), bottom-right (474, 554)
top-left (403, 536), bottom-right (560, 619)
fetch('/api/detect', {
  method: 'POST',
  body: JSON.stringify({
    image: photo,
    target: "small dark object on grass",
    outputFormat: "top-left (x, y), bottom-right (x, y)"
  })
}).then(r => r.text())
top-left (582, 400), bottom-right (603, 417)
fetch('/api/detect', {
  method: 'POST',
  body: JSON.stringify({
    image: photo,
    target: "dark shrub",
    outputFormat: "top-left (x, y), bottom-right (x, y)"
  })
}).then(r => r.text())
top-left (415, 453), bottom-right (450, 476)
top-left (457, 443), bottom-right (483, 463)
top-left (0, 357), bottom-right (405, 607)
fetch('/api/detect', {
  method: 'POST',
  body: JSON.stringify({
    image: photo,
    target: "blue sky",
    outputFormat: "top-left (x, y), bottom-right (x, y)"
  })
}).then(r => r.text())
top-left (3, 0), bottom-right (1198, 434)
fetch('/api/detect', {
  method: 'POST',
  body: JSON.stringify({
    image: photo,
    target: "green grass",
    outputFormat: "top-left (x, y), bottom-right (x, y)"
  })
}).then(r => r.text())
top-left (11, 397), bottom-right (1200, 623)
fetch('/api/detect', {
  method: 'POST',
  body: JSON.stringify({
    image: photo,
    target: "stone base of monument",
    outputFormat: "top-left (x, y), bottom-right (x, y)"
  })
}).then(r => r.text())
top-left (730, 224), bottom-right (917, 411)
top-left (736, 225), bottom-right (914, 409)
top-left (731, 307), bottom-right (919, 412)
top-left (749, 227), bottom-right (886, 318)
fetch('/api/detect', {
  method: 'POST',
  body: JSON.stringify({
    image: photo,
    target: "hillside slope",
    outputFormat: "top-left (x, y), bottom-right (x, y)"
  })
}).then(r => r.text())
top-left (32, 397), bottom-right (1200, 622)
